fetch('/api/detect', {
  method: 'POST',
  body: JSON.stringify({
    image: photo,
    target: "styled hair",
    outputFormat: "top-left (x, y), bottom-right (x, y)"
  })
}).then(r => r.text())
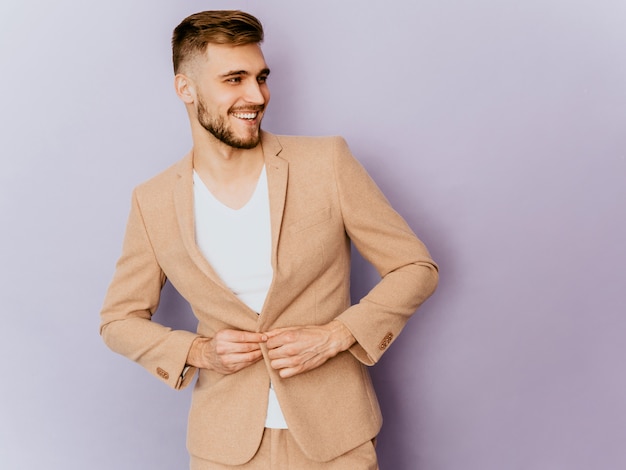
top-left (172, 10), bottom-right (264, 74)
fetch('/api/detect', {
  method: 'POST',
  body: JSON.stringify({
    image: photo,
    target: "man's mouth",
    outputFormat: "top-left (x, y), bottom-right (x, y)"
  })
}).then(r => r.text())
top-left (231, 111), bottom-right (259, 120)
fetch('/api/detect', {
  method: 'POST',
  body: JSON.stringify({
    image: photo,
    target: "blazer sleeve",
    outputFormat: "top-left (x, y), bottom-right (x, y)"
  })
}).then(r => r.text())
top-left (99, 189), bottom-right (199, 390)
top-left (331, 137), bottom-right (439, 365)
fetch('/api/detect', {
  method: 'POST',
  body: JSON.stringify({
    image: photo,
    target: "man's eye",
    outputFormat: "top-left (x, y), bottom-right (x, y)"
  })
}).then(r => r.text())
top-left (258, 76), bottom-right (268, 84)
top-left (227, 77), bottom-right (241, 84)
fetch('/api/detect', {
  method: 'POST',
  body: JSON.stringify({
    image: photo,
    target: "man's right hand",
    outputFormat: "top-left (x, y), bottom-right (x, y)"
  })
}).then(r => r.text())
top-left (186, 330), bottom-right (268, 375)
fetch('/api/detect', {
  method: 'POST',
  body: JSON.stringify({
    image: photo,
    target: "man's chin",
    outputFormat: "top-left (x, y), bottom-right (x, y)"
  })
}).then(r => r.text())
top-left (206, 127), bottom-right (262, 150)
top-left (233, 129), bottom-right (262, 149)
top-left (234, 140), bottom-right (260, 150)
top-left (229, 137), bottom-right (261, 150)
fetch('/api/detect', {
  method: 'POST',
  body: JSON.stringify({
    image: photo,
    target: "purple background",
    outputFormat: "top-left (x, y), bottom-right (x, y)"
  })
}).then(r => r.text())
top-left (1, 1), bottom-right (625, 468)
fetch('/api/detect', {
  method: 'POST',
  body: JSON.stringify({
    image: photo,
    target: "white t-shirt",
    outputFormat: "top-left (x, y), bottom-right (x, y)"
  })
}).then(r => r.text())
top-left (193, 166), bottom-right (288, 429)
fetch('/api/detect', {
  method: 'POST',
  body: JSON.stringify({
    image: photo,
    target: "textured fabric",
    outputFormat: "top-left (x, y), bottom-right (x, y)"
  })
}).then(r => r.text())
top-left (100, 132), bottom-right (438, 464)
top-left (190, 428), bottom-right (378, 470)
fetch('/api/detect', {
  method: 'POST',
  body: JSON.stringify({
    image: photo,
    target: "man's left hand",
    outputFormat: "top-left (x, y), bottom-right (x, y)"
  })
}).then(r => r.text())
top-left (264, 320), bottom-right (356, 378)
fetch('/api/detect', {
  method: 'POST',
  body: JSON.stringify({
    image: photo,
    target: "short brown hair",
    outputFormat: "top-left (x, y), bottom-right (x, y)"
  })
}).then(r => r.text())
top-left (172, 10), bottom-right (264, 74)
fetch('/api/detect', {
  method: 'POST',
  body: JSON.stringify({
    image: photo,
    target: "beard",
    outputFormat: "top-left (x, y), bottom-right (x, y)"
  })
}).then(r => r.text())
top-left (196, 97), bottom-right (263, 150)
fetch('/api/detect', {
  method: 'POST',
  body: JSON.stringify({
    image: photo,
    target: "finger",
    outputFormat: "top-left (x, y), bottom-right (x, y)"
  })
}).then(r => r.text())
top-left (214, 339), bottom-right (262, 356)
top-left (226, 349), bottom-right (264, 366)
top-left (263, 327), bottom-right (297, 339)
top-left (277, 367), bottom-right (304, 378)
top-left (265, 330), bottom-right (301, 350)
top-left (269, 346), bottom-right (316, 369)
top-left (266, 341), bottom-right (302, 359)
top-left (273, 357), bottom-right (322, 378)
top-left (218, 350), bottom-right (264, 373)
top-left (216, 329), bottom-right (268, 344)
top-left (269, 357), bottom-right (299, 372)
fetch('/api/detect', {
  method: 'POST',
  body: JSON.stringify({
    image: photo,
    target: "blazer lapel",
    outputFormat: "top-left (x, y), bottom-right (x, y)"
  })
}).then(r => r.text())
top-left (259, 133), bottom-right (289, 326)
top-left (262, 132), bottom-right (288, 270)
top-left (172, 151), bottom-right (226, 288)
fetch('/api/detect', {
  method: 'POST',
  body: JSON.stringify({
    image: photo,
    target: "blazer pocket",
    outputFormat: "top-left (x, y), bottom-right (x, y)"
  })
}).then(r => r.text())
top-left (289, 207), bottom-right (332, 233)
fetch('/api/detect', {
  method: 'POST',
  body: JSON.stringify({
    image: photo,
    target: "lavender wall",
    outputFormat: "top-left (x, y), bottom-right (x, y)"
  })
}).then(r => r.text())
top-left (1, 1), bottom-right (625, 469)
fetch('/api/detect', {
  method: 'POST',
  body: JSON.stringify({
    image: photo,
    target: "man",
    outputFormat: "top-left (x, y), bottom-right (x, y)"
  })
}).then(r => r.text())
top-left (100, 10), bottom-right (438, 469)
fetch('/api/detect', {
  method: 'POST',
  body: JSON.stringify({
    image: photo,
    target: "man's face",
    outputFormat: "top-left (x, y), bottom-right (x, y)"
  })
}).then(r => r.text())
top-left (192, 43), bottom-right (270, 149)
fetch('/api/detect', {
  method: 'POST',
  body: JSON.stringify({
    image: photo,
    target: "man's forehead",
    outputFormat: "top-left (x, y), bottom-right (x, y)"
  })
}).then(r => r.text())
top-left (203, 43), bottom-right (268, 71)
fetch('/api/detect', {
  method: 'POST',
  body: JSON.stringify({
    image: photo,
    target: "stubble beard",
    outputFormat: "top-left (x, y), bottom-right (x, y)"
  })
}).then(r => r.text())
top-left (197, 97), bottom-right (263, 150)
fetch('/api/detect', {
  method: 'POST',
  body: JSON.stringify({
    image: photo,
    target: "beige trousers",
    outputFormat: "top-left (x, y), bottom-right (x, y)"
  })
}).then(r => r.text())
top-left (190, 428), bottom-right (379, 470)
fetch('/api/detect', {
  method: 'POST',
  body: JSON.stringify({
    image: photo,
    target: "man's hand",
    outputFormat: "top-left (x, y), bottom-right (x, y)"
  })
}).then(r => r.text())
top-left (187, 330), bottom-right (268, 375)
top-left (265, 320), bottom-right (356, 378)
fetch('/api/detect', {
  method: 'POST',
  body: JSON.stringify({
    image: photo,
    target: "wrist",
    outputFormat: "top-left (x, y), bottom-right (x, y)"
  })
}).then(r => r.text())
top-left (329, 320), bottom-right (356, 352)
top-left (186, 336), bottom-right (211, 369)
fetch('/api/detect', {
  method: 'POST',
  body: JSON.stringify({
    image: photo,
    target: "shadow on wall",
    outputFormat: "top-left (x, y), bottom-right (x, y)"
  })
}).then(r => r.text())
top-left (153, 280), bottom-right (198, 332)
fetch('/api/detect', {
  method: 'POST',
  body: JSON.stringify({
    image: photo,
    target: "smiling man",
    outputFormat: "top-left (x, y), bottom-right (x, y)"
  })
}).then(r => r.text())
top-left (100, 10), bottom-right (438, 470)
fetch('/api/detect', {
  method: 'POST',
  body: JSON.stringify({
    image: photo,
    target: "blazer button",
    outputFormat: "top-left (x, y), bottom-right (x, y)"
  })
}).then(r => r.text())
top-left (156, 367), bottom-right (169, 380)
top-left (379, 332), bottom-right (394, 350)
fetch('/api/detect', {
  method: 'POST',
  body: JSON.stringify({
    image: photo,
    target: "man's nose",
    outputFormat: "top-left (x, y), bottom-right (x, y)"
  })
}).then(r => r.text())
top-left (244, 81), bottom-right (266, 104)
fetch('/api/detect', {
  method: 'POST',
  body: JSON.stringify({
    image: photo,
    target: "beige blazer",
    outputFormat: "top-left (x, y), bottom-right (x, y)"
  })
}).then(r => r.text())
top-left (100, 132), bottom-right (438, 465)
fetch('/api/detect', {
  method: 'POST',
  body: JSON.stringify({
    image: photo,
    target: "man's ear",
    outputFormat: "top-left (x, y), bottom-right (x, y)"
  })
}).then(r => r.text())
top-left (174, 73), bottom-right (195, 104)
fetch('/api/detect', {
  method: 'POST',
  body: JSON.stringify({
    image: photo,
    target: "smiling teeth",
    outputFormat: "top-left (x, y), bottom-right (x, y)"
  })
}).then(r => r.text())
top-left (232, 112), bottom-right (257, 119)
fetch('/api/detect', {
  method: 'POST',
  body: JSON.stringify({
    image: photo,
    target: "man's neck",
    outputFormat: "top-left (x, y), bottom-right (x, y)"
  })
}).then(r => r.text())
top-left (192, 135), bottom-right (265, 210)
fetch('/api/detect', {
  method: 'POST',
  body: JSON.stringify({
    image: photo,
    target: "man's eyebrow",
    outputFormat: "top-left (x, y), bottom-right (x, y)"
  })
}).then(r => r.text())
top-left (220, 70), bottom-right (249, 78)
top-left (219, 68), bottom-right (271, 78)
